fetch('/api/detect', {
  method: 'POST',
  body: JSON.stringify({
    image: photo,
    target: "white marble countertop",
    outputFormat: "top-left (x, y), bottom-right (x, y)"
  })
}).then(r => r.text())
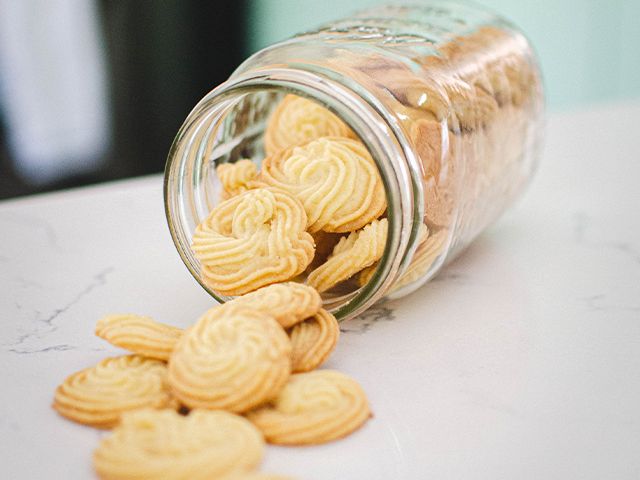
top-left (2, 100), bottom-right (640, 479)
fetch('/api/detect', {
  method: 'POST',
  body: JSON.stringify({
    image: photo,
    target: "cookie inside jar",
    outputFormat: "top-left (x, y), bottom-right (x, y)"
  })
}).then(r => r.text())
top-left (165, 5), bottom-right (543, 321)
top-left (194, 91), bottom-right (392, 310)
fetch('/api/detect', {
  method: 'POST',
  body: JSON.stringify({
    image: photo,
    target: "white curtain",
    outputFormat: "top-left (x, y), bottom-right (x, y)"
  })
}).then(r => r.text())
top-left (0, 0), bottom-right (109, 184)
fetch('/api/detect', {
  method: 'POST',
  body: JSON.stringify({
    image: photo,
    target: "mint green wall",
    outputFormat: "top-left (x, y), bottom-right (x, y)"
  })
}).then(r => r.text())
top-left (246, 0), bottom-right (640, 109)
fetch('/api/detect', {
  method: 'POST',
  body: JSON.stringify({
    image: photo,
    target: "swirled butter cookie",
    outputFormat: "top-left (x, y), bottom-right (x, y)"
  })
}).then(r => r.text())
top-left (229, 282), bottom-right (321, 328)
top-left (192, 187), bottom-right (315, 295)
top-left (264, 94), bottom-right (355, 155)
top-left (247, 370), bottom-right (370, 445)
top-left (95, 314), bottom-right (183, 361)
top-left (308, 219), bottom-right (388, 292)
top-left (217, 159), bottom-right (260, 200)
top-left (168, 305), bottom-right (291, 412)
top-left (358, 223), bottom-right (429, 287)
top-left (288, 309), bottom-right (339, 373)
top-left (53, 355), bottom-right (173, 428)
top-left (261, 137), bottom-right (386, 233)
top-left (93, 409), bottom-right (264, 480)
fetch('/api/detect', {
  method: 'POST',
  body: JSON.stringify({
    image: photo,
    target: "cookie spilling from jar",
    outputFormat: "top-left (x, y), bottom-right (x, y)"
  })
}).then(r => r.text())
top-left (194, 94), bottom-right (447, 300)
top-left (193, 94), bottom-right (391, 298)
top-left (53, 282), bottom-right (367, 479)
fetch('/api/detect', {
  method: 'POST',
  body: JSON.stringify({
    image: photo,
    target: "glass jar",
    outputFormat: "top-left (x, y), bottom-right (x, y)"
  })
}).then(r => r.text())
top-left (164, 1), bottom-right (544, 320)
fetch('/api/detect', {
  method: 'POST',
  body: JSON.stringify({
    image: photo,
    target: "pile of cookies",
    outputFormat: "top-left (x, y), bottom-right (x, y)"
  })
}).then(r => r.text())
top-left (193, 94), bottom-right (390, 297)
top-left (53, 282), bottom-right (371, 479)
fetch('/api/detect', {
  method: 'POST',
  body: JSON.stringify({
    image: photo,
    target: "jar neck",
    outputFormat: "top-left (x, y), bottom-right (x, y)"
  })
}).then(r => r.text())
top-left (165, 66), bottom-right (425, 320)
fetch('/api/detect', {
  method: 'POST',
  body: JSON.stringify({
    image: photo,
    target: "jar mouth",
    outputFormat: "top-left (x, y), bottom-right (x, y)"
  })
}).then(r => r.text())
top-left (164, 68), bottom-right (424, 320)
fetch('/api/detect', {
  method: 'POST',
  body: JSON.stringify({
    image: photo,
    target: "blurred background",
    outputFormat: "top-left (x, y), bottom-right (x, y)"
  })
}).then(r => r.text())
top-left (1, 0), bottom-right (638, 200)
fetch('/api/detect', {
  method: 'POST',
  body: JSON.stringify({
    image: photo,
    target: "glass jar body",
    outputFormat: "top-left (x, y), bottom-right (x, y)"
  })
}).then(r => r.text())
top-left (164, 1), bottom-right (544, 319)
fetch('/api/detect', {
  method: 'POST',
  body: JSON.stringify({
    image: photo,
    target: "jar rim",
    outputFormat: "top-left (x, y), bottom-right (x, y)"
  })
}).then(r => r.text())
top-left (164, 67), bottom-right (425, 320)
